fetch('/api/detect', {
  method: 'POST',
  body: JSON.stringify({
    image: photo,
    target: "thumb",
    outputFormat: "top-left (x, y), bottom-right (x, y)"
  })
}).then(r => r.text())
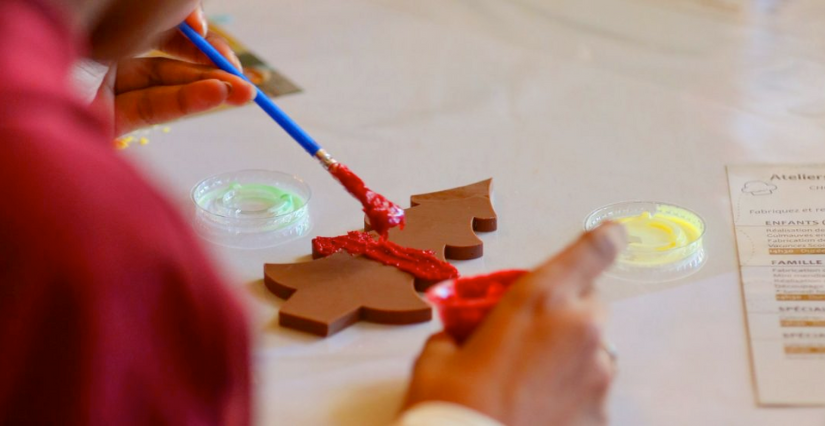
top-left (524, 222), bottom-right (627, 300)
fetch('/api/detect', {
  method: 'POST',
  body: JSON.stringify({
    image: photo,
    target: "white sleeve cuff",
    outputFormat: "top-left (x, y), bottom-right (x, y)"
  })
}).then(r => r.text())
top-left (393, 402), bottom-right (505, 426)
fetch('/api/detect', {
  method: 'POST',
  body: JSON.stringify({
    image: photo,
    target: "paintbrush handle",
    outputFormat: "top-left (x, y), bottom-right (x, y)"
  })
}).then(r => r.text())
top-left (178, 22), bottom-right (327, 160)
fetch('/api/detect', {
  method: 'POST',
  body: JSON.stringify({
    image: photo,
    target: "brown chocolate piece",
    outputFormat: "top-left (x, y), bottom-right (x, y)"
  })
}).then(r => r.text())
top-left (411, 178), bottom-right (494, 210)
top-left (367, 179), bottom-right (497, 261)
top-left (264, 179), bottom-right (496, 337)
top-left (264, 253), bottom-right (431, 337)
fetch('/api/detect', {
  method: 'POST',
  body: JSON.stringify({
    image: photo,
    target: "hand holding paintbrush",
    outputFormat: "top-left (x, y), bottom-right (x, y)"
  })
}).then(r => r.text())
top-left (178, 22), bottom-right (405, 238)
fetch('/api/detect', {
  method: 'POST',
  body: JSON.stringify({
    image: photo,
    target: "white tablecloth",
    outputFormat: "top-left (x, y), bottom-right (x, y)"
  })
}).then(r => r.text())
top-left (125, 0), bottom-right (825, 424)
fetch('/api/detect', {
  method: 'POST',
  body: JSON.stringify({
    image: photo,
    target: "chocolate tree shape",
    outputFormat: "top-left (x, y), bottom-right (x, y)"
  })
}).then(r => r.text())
top-left (264, 253), bottom-right (431, 337)
top-left (366, 179), bottom-right (497, 261)
top-left (411, 179), bottom-right (492, 208)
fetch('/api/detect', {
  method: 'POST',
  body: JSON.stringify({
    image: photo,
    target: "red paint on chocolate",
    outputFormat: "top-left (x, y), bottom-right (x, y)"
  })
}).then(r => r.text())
top-left (329, 164), bottom-right (405, 239)
top-left (426, 269), bottom-right (528, 343)
top-left (313, 231), bottom-right (458, 282)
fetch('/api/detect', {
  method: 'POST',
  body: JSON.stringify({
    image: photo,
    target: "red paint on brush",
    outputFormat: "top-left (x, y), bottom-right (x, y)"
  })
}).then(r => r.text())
top-left (328, 164), bottom-right (405, 239)
top-left (426, 270), bottom-right (528, 343)
top-left (313, 231), bottom-right (458, 282)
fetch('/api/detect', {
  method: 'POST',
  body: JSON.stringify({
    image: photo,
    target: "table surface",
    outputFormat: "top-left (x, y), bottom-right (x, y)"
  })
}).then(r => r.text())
top-left (123, 0), bottom-right (825, 424)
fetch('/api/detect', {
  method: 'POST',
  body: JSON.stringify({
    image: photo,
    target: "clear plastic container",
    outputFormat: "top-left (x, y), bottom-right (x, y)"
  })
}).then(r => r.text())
top-left (584, 201), bottom-right (706, 282)
top-left (192, 170), bottom-right (311, 249)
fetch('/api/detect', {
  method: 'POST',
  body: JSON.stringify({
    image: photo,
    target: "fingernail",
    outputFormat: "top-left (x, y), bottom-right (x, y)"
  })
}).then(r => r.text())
top-left (197, 8), bottom-right (208, 36)
top-left (598, 222), bottom-right (628, 257)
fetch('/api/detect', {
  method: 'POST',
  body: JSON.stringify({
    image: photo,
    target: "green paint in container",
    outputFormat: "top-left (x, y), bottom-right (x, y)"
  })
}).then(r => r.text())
top-left (192, 170), bottom-right (312, 248)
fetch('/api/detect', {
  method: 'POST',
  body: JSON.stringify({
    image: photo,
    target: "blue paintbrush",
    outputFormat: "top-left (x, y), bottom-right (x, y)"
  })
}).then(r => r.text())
top-left (177, 22), bottom-right (406, 235)
top-left (178, 22), bottom-right (336, 168)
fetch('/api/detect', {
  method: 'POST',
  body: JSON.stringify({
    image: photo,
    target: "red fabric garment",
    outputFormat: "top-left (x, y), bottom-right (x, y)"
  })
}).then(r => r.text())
top-left (0, 1), bottom-right (251, 425)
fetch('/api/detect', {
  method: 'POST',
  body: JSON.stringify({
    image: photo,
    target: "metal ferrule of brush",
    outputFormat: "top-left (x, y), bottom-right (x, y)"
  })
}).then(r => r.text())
top-left (315, 149), bottom-right (338, 169)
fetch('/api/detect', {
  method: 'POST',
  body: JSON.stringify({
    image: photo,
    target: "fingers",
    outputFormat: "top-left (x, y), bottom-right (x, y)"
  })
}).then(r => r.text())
top-left (577, 293), bottom-right (609, 330)
top-left (537, 294), bottom-right (607, 355)
top-left (114, 58), bottom-right (256, 98)
top-left (418, 332), bottom-right (459, 360)
top-left (588, 337), bottom-right (615, 425)
top-left (551, 297), bottom-right (613, 420)
top-left (161, 30), bottom-right (244, 72)
top-left (496, 223), bottom-right (625, 316)
top-left (185, 5), bottom-right (208, 36)
top-left (528, 223), bottom-right (627, 300)
top-left (573, 297), bottom-right (613, 403)
top-left (539, 222), bottom-right (626, 286)
top-left (114, 79), bottom-right (243, 136)
top-left (407, 332), bottom-right (459, 407)
top-left (469, 224), bottom-right (623, 350)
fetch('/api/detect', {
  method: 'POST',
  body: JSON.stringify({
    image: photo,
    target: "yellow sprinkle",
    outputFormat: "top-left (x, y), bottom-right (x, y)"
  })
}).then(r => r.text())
top-left (162, 127), bottom-right (171, 134)
top-left (114, 135), bottom-right (137, 150)
top-left (139, 137), bottom-right (150, 145)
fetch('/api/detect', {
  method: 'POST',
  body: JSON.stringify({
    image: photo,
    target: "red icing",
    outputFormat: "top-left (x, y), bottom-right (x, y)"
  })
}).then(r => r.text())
top-left (426, 270), bottom-right (528, 343)
top-left (329, 164), bottom-right (405, 239)
top-left (313, 231), bottom-right (459, 282)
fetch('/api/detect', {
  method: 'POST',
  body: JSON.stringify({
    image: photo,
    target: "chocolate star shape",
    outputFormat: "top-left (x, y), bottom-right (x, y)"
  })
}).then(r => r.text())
top-left (264, 253), bottom-right (431, 337)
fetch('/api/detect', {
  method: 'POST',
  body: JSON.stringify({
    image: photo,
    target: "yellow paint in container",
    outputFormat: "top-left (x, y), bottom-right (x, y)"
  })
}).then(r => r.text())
top-left (617, 211), bottom-right (702, 265)
top-left (585, 202), bottom-right (706, 281)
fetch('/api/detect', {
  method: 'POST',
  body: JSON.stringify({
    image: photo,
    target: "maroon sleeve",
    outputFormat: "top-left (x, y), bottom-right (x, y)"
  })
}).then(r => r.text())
top-left (0, 1), bottom-right (250, 425)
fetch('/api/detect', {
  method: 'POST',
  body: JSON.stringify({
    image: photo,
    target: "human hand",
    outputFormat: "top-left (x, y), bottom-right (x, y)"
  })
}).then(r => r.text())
top-left (404, 223), bottom-right (626, 426)
top-left (94, 6), bottom-right (256, 136)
